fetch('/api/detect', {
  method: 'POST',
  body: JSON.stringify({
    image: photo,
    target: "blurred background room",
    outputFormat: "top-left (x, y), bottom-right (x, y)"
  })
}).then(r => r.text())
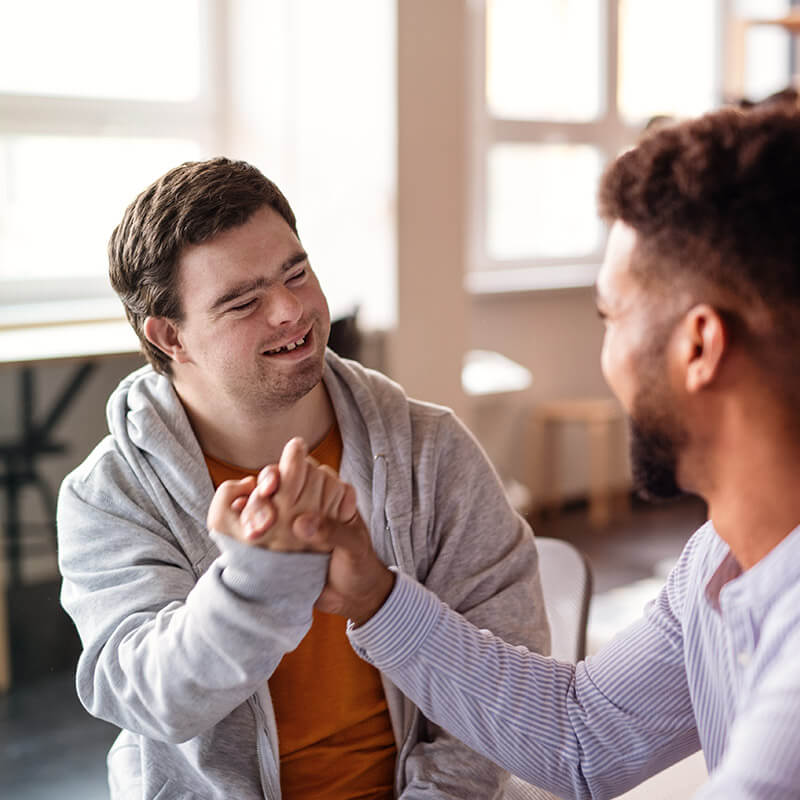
top-left (1, 1), bottom-right (798, 797)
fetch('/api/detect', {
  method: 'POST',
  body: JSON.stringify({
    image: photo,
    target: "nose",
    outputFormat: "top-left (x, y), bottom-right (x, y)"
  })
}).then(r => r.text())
top-left (265, 284), bottom-right (303, 327)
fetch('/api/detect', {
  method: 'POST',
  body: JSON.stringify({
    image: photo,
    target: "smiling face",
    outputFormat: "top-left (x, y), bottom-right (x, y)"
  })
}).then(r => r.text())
top-left (165, 204), bottom-right (330, 418)
top-left (596, 221), bottom-right (688, 500)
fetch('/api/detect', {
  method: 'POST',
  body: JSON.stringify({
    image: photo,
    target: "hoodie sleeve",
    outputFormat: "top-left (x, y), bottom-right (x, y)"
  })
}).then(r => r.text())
top-left (58, 444), bottom-right (328, 743)
top-left (399, 408), bottom-right (550, 799)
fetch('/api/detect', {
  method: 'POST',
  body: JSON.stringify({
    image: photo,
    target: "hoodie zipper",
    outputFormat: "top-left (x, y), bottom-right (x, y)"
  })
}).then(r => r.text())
top-left (251, 692), bottom-right (281, 799)
top-left (373, 451), bottom-right (422, 798)
top-left (372, 453), bottom-right (400, 567)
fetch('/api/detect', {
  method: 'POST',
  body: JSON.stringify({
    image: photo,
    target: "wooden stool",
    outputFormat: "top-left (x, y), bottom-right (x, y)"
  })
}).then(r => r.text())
top-left (534, 397), bottom-right (626, 528)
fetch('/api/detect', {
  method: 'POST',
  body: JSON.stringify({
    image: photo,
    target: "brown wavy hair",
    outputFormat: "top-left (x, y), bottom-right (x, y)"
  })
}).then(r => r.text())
top-left (109, 158), bottom-right (298, 375)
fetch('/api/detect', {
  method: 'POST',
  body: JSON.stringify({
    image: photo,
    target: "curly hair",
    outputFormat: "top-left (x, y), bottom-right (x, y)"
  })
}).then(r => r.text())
top-left (109, 158), bottom-right (298, 375)
top-left (598, 106), bottom-right (800, 385)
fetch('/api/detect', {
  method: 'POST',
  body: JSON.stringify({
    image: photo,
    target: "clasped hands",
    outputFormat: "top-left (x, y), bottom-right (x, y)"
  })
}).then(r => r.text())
top-left (207, 437), bottom-right (394, 624)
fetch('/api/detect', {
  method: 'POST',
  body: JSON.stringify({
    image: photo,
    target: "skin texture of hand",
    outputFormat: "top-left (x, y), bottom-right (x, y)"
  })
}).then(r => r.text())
top-left (206, 437), bottom-right (357, 551)
top-left (293, 512), bottom-right (396, 625)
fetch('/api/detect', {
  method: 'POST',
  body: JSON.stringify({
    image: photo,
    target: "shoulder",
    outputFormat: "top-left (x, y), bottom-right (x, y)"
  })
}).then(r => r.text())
top-left (58, 435), bottom-right (151, 520)
top-left (107, 364), bottom-right (180, 425)
top-left (648, 521), bottom-right (722, 623)
top-left (324, 349), bottom-right (456, 439)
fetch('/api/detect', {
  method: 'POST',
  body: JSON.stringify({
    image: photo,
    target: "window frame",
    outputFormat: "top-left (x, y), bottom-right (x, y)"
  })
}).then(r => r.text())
top-left (466, 0), bottom-right (730, 294)
top-left (0, 0), bottom-right (226, 311)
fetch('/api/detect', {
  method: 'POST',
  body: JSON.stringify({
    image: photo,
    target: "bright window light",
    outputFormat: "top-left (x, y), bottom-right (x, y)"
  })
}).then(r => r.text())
top-left (0, 0), bottom-right (202, 102)
top-left (0, 136), bottom-right (201, 289)
top-left (488, 143), bottom-right (603, 261)
top-left (486, 0), bottom-right (603, 121)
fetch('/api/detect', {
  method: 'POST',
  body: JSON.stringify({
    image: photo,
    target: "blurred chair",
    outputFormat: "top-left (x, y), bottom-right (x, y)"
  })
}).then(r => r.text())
top-left (505, 537), bottom-right (593, 800)
top-left (537, 535), bottom-right (593, 662)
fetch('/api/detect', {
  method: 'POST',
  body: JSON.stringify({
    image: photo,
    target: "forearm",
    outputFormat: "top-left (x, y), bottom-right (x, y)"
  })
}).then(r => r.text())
top-left (350, 573), bottom-right (698, 800)
top-left (65, 533), bottom-right (328, 742)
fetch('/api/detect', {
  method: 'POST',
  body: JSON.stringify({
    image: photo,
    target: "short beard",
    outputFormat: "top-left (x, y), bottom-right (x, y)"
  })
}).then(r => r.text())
top-left (628, 386), bottom-right (688, 503)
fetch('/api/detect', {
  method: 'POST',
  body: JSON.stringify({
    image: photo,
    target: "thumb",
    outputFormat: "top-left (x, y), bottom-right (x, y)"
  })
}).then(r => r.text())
top-left (293, 511), bottom-right (357, 552)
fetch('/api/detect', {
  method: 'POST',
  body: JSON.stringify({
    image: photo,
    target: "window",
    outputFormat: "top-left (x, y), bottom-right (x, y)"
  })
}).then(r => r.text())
top-left (1, 0), bottom-right (396, 330)
top-left (0, 0), bottom-right (217, 308)
top-left (730, 0), bottom-right (797, 100)
top-left (468, 0), bottom-right (794, 293)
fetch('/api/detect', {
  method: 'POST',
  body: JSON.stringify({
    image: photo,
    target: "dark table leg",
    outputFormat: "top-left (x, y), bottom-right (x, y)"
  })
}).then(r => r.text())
top-left (2, 362), bottom-right (96, 587)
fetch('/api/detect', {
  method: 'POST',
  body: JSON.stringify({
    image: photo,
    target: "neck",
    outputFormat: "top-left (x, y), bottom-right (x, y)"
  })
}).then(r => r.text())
top-left (177, 380), bottom-right (335, 470)
top-left (691, 396), bottom-right (800, 570)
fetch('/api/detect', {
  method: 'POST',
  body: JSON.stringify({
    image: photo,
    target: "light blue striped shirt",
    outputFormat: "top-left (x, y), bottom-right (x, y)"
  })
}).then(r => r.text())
top-left (349, 521), bottom-right (800, 798)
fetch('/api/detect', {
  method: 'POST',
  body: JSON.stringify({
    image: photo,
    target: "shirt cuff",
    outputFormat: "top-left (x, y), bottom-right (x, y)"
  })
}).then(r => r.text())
top-left (348, 569), bottom-right (443, 671)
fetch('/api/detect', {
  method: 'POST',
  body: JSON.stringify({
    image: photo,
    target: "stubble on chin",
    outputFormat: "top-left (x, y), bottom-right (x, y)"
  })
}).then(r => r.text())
top-left (252, 344), bottom-right (326, 412)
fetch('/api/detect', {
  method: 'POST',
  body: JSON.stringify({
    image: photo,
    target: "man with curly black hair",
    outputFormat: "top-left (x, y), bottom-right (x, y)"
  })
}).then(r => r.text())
top-left (278, 105), bottom-right (800, 798)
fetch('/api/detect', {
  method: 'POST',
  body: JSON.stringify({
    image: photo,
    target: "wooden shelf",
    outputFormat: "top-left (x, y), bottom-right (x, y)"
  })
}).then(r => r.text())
top-left (745, 13), bottom-right (800, 35)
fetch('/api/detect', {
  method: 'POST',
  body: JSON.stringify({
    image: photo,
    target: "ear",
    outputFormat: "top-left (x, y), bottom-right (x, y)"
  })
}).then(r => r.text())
top-left (676, 304), bottom-right (727, 393)
top-left (143, 317), bottom-right (191, 365)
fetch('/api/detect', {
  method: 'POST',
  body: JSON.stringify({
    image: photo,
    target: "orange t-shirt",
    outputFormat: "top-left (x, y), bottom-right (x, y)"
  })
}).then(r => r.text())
top-left (205, 426), bottom-right (396, 799)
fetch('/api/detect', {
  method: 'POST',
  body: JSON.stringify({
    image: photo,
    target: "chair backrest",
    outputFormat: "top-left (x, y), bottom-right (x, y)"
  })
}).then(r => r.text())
top-left (536, 536), bottom-right (593, 662)
top-left (502, 537), bottom-right (595, 799)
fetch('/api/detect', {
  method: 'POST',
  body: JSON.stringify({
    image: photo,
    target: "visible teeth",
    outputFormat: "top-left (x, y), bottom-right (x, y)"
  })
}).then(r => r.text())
top-left (266, 336), bottom-right (305, 355)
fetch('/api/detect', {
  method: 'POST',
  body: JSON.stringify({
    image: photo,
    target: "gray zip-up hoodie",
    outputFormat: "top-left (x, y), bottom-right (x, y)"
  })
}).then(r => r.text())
top-left (58, 350), bottom-right (549, 799)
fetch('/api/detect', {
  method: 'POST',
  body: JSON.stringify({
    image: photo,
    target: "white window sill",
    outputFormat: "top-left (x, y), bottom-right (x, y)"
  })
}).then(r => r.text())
top-left (465, 262), bottom-right (600, 295)
top-left (0, 297), bottom-right (126, 330)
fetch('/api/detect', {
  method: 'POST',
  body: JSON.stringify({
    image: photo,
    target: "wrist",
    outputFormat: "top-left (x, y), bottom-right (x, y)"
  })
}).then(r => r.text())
top-left (350, 568), bottom-right (396, 627)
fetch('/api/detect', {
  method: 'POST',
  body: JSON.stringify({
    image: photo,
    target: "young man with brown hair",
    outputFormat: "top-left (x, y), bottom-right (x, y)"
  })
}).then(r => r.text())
top-left (57, 158), bottom-right (549, 798)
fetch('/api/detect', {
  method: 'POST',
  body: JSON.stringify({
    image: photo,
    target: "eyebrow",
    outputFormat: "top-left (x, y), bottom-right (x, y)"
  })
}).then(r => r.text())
top-left (208, 251), bottom-right (308, 312)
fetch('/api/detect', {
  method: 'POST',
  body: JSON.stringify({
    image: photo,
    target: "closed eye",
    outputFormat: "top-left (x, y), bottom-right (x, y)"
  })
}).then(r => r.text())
top-left (286, 267), bottom-right (307, 285)
top-left (229, 298), bottom-right (257, 312)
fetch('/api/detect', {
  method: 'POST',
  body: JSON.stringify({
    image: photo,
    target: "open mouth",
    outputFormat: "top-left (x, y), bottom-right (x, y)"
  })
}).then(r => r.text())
top-left (263, 328), bottom-right (312, 356)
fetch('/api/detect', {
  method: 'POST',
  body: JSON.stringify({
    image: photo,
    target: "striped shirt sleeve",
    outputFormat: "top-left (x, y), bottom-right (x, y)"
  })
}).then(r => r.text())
top-left (349, 570), bottom-right (699, 799)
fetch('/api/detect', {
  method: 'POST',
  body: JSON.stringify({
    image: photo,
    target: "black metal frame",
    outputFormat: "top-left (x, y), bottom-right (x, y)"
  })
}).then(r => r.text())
top-left (0, 362), bottom-right (96, 587)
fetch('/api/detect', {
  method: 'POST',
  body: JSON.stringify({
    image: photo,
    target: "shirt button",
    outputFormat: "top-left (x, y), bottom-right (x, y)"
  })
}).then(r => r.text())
top-left (737, 651), bottom-right (751, 668)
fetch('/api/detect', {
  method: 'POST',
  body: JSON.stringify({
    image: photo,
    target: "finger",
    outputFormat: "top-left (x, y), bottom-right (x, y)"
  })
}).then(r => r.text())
top-left (279, 437), bottom-right (309, 504)
top-left (316, 465), bottom-right (346, 516)
top-left (295, 462), bottom-right (327, 512)
top-left (291, 512), bottom-right (336, 552)
top-left (207, 476), bottom-right (256, 531)
top-left (255, 464), bottom-right (280, 498)
top-left (336, 483), bottom-right (358, 523)
top-left (241, 495), bottom-right (277, 539)
top-left (293, 511), bottom-right (363, 552)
